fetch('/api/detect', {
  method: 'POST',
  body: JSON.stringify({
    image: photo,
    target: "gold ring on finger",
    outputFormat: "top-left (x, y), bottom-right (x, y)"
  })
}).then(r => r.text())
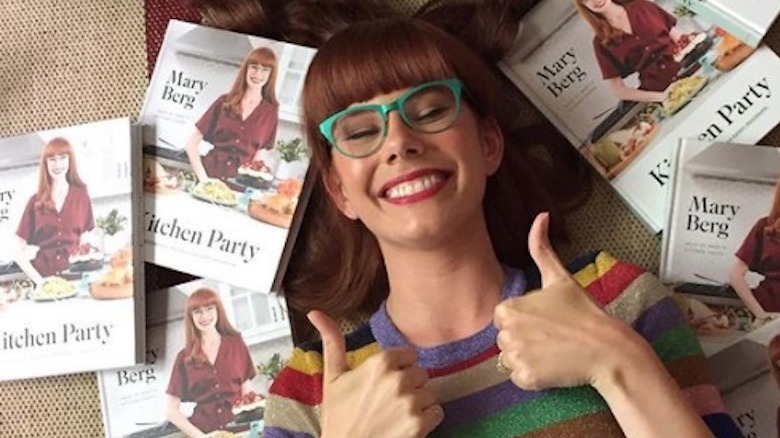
top-left (496, 351), bottom-right (510, 374)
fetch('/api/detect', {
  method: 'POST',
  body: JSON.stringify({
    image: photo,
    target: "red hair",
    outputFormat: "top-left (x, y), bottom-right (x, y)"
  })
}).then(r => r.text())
top-left (223, 46), bottom-right (279, 116)
top-left (573, 0), bottom-right (628, 46)
top-left (764, 175), bottom-right (780, 239)
top-left (35, 137), bottom-right (86, 211)
top-left (183, 288), bottom-right (240, 366)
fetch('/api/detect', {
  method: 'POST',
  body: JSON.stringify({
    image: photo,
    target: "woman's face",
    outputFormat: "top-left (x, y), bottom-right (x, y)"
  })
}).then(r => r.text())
top-left (46, 153), bottom-right (70, 179)
top-left (191, 304), bottom-right (218, 332)
top-left (325, 84), bottom-right (503, 251)
top-left (582, 0), bottom-right (612, 13)
top-left (246, 63), bottom-right (273, 90)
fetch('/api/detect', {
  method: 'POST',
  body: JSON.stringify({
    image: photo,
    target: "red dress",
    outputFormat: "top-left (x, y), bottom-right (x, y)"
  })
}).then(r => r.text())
top-left (196, 94), bottom-right (278, 180)
top-left (16, 185), bottom-right (94, 277)
top-left (735, 216), bottom-right (780, 312)
top-left (166, 335), bottom-right (257, 433)
top-left (592, 0), bottom-right (681, 92)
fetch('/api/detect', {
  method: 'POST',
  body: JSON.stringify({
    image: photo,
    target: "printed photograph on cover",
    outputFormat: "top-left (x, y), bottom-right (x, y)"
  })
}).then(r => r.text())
top-left (669, 0), bottom-right (780, 47)
top-left (706, 317), bottom-right (780, 437)
top-left (140, 20), bottom-right (315, 292)
top-left (500, 0), bottom-right (780, 231)
top-left (98, 279), bottom-right (293, 438)
top-left (660, 140), bottom-right (780, 354)
top-left (0, 118), bottom-right (141, 380)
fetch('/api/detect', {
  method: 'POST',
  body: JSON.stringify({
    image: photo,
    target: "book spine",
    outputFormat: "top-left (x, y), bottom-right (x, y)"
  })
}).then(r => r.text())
top-left (671, 0), bottom-right (760, 47)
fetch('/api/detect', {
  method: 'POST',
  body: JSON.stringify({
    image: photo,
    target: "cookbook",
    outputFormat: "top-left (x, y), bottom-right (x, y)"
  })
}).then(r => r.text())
top-left (0, 117), bottom-right (145, 381)
top-left (498, 0), bottom-right (780, 232)
top-left (660, 139), bottom-right (780, 354)
top-left (707, 317), bottom-right (780, 438)
top-left (140, 20), bottom-right (316, 292)
top-left (671, 0), bottom-right (780, 47)
top-left (97, 278), bottom-right (294, 438)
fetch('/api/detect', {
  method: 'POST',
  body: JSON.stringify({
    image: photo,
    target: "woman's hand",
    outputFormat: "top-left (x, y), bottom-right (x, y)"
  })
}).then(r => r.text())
top-left (493, 212), bottom-right (638, 390)
top-left (308, 310), bottom-right (444, 438)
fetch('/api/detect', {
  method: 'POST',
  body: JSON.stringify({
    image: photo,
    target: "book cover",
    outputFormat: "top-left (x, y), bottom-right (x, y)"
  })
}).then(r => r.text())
top-left (707, 317), bottom-right (780, 438)
top-left (660, 139), bottom-right (780, 352)
top-left (671, 0), bottom-right (780, 47)
top-left (498, 0), bottom-right (780, 232)
top-left (0, 117), bottom-right (145, 381)
top-left (139, 20), bottom-right (316, 292)
top-left (97, 279), bottom-right (293, 438)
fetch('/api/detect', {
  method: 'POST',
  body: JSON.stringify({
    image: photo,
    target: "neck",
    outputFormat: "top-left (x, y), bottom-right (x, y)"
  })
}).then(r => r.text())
top-left (602, 4), bottom-right (625, 24)
top-left (381, 219), bottom-right (504, 347)
top-left (200, 329), bottom-right (220, 343)
top-left (51, 177), bottom-right (68, 190)
top-left (244, 88), bottom-right (264, 102)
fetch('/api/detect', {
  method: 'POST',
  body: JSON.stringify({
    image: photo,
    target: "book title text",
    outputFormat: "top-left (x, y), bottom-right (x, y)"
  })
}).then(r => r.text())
top-left (116, 347), bottom-right (160, 386)
top-left (686, 195), bottom-right (740, 239)
top-left (0, 189), bottom-right (14, 224)
top-left (1, 323), bottom-right (114, 351)
top-left (536, 48), bottom-right (587, 98)
top-left (162, 70), bottom-right (209, 111)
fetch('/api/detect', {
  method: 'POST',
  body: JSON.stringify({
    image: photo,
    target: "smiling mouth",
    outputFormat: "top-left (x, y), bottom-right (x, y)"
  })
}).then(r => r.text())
top-left (386, 174), bottom-right (445, 199)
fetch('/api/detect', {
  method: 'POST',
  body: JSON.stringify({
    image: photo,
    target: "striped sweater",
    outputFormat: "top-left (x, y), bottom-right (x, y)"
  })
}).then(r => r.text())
top-left (264, 252), bottom-right (742, 437)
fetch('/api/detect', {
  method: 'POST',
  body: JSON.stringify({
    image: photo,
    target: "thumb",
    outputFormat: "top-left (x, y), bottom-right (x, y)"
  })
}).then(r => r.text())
top-left (307, 310), bottom-right (349, 380)
top-left (528, 212), bottom-right (569, 288)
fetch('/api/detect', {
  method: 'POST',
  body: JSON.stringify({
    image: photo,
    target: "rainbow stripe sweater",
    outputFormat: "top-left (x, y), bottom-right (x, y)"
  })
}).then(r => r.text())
top-left (264, 252), bottom-right (742, 437)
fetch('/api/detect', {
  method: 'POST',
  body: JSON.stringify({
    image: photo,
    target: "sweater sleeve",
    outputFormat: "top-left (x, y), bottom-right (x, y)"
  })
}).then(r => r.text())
top-left (569, 251), bottom-right (743, 438)
top-left (263, 346), bottom-right (324, 438)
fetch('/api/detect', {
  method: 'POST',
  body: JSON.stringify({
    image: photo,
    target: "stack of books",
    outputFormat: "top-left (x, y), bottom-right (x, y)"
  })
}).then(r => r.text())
top-left (0, 21), bottom-right (316, 438)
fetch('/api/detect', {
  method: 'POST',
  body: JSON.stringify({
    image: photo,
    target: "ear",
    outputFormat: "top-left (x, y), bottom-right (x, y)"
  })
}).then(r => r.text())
top-left (321, 168), bottom-right (359, 220)
top-left (480, 116), bottom-right (504, 176)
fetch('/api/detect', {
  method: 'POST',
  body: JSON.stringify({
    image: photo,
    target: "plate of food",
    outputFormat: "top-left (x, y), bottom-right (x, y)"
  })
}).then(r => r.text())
top-left (90, 246), bottom-right (133, 300)
top-left (143, 158), bottom-right (180, 195)
top-left (29, 276), bottom-right (79, 302)
top-left (662, 74), bottom-right (708, 116)
top-left (232, 391), bottom-right (265, 424)
top-left (248, 191), bottom-right (298, 228)
top-left (191, 179), bottom-right (239, 207)
top-left (69, 243), bottom-right (104, 272)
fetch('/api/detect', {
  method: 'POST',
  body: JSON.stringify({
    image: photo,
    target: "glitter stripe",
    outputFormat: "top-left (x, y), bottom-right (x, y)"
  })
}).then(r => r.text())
top-left (628, 296), bottom-right (685, 342)
top-left (572, 251), bottom-right (618, 289)
top-left (683, 384), bottom-right (728, 416)
top-left (263, 426), bottom-right (316, 438)
top-left (428, 352), bottom-right (513, 403)
top-left (605, 272), bottom-right (669, 324)
top-left (428, 344), bottom-right (499, 378)
top-left (438, 380), bottom-right (546, 430)
top-left (431, 386), bottom-right (608, 438)
top-left (666, 354), bottom-right (714, 389)
top-left (270, 367), bottom-right (322, 406)
top-left (263, 394), bottom-right (320, 437)
top-left (520, 410), bottom-right (623, 438)
top-left (651, 324), bottom-right (703, 363)
top-left (286, 341), bottom-right (381, 375)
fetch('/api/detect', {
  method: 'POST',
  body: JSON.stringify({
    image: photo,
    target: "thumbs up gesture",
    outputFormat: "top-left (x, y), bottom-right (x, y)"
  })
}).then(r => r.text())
top-left (493, 213), bottom-right (637, 391)
top-left (307, 310), bottom-right (444, 438)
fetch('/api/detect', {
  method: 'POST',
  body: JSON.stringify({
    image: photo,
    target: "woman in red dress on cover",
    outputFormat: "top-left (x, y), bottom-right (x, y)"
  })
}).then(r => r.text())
top-left (166, 288), bottom-right (257, 437)
top-left (14, 137), bottom-right (94, 282)
top-left (185, 47), bottom-right (280, 183)
top-left (574, 0), bottom-right (694, 102)
top-left (730, 177), bottom-right (780, 320)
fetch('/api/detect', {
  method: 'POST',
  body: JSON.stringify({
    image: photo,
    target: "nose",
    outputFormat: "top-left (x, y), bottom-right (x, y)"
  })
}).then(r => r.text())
top-left (381, 111), bottom-right (423, 164)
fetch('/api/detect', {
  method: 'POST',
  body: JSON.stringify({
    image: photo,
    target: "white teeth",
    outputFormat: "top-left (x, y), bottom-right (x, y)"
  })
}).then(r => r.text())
top-left (386, 174), bottom-right (443, 199)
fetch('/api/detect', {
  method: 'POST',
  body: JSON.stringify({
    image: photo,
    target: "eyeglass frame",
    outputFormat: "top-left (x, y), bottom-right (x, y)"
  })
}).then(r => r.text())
top-left (318, 78), bottom-right (464, 158)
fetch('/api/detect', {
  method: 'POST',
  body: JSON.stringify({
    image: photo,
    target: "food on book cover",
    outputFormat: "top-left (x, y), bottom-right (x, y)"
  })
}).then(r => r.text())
top-left (90, 246), bottom-right (133, 300)
top-left (97, 279), bottom-right (293, 438)
top-left (661, 139), bottom-right (780, 360)
top-left (139, 20), bottom-right (315, 291)
top-left (0, 117), bottom-right (144, 381)
top-left (499, 0), bottom-right (780, 231)
top-left (670, 0), bottom-right (780, 47)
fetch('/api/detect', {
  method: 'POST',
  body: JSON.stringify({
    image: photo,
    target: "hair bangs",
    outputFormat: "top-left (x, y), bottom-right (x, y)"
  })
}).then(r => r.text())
top-left (43, 137), bottom-right (72, 157)
top-left (186, 288), bottom-right (219, 313)
top-left (247, 47), bottom-right (277, 67)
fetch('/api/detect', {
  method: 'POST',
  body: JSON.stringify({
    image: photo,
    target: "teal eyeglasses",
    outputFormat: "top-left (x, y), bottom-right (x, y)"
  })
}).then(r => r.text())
top-left (318, 78), bottom-right (464, 158)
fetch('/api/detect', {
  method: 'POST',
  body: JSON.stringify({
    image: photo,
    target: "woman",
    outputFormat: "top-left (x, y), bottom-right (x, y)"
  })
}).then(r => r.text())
top-left (191, 1), bottom-right (740, 437)
top-left (15, 137), bottom-right (94, 281)
top-left (166, 288), bottom-right (257, 437)
top-left (730, 176), bottom-right (780, 319)
top-left (574, 0), bottom-right (695, 102)
top-left (185, 46), bottom-right (279, 183)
